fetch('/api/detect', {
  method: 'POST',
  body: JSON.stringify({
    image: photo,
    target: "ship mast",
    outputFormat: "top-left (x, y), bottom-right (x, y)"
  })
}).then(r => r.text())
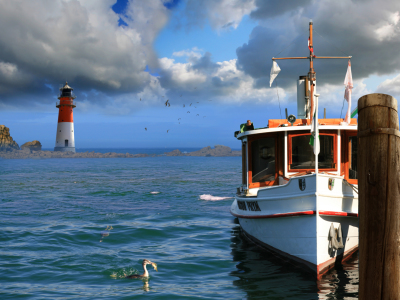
top-left (272, 21), bottom-right (351, 122)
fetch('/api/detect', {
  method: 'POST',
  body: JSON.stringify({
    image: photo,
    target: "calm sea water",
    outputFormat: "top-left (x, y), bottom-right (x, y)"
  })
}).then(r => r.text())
top-left (0, 155), bottom-right (358, 299)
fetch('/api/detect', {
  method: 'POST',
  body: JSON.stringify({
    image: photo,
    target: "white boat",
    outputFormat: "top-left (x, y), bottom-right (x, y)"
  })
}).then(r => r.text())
top-left (230, 21), bottom-right (359, 277)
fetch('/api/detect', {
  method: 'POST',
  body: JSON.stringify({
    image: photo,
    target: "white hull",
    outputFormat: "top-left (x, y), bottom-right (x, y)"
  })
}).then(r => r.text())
top-left (231, 174), bottom-right (358, 275)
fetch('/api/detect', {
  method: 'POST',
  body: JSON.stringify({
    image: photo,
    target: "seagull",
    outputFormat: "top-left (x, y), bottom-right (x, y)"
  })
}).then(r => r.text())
top-left (196, 114), bottom-right (199, 116)
top-left (126, 259), bottom-right (158, 279)
top-left (165, 99), bottom-right (169, 107)
top-left (187, 111), bottom-right (190, 113)
top-left (167, 130), bottom-right (169, 133)
top-left (145, 128), bottom-right (147, 131)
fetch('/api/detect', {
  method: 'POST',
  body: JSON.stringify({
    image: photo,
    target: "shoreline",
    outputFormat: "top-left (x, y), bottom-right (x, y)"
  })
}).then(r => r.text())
top-left (0, 145), bottom-right (241, 159)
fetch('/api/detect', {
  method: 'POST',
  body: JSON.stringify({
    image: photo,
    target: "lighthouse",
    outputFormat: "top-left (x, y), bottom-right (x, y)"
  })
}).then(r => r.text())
top-left (54, 82), bottom-right (76, 152)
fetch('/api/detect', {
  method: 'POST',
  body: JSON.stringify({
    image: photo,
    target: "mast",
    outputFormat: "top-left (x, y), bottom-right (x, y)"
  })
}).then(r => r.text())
top-left (272, 21), bottom-right (351, 121)
top-left (309, 21), bottom-right (315, 122)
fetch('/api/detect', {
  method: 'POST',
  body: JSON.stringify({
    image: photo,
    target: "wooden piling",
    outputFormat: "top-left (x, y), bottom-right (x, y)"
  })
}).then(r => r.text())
top-left (358, 93), bottom-right (400, 299)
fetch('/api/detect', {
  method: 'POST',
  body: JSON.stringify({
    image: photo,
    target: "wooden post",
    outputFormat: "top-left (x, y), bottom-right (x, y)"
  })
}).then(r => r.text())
top-left (358, 93), bottom-right (400, 299)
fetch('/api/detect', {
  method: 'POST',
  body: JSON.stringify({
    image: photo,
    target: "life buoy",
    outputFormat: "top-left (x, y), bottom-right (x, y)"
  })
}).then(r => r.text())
top-left (328, 223), bottom-right (344, 250)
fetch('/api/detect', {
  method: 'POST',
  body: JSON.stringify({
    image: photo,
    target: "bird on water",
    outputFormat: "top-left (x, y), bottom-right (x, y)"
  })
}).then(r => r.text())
top-left (126, 259), bottom-right (158, 279)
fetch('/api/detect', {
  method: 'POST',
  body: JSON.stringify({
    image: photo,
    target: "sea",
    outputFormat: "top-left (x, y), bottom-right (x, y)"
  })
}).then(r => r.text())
top-left (0, 149), bottom-right (359, 299)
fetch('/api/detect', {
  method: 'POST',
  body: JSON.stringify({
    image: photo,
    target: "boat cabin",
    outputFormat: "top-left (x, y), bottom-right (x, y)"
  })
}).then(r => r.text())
top-left (236, 118), bottom-right (357, 195)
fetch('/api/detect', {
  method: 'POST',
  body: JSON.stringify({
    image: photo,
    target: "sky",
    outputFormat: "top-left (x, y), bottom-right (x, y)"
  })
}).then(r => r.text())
top-left (1, 0), bottom-right (400, 149)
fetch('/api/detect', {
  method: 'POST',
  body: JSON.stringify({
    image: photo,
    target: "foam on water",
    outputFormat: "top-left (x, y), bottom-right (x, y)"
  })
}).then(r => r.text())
top-left (199, 194), bottom-right (233, 201)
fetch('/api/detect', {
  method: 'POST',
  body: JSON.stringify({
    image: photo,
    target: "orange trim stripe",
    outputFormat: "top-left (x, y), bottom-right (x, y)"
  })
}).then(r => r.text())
top-left (231, 210), bottom-right (358, 219)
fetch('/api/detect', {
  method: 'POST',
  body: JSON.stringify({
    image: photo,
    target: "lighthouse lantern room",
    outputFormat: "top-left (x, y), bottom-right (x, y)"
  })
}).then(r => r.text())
top-left (54, 82), bottom-right (76, 152)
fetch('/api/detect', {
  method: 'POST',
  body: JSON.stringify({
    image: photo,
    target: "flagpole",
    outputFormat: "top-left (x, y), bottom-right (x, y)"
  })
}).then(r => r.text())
top-left (314, 93), bottom-right (319, 194)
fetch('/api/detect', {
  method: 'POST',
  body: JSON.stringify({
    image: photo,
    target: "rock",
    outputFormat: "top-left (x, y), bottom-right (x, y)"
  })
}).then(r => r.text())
top-left (164, 149), bottom-right (183, 156)
top-left (21, 140), bottom-right (42, 151)
top-left (187, 145), bottom-right (241, 157)
top-left (0, 125), bottom-right (19, 151)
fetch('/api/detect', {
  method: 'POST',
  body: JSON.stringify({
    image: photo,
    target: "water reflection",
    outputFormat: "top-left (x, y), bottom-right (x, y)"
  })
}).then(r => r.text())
top-left (229, 223), bottom-right (359, 299)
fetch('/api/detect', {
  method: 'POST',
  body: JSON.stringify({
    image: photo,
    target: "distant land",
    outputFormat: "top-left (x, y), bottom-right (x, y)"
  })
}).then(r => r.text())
top-left (0, 124), bottom-right (241, 159)
top-left (0, 145), bottom-right (241, 159)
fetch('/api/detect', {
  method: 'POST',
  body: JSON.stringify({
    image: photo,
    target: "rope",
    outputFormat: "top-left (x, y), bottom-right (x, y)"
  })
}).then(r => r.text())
top-left (275, 79), bottom-right (283, 120)
top-left (340, 98), bottom-right (345, 119)
top-left (273, 38), bottom-right (298, 58)
top-left (313, 29), bottom-right (349, 56)
top-left (343, 179), bottom-right (359, 194)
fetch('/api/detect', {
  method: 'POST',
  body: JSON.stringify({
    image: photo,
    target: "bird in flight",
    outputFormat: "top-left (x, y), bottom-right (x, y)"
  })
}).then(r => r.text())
top-left (140, 98), bottom-right (141, 101)
top-left (180, 94), bottom-right (182, 97)
top-left (183, 104), bottom-right (185, 107)
top-left (178, 118), bottom-right (181, 120)
top-left (189, 103), bottom-right (192, 106)
top-left (167, 129), bottom-right (169, 133)
top-left (145, 128), bottom-right (147, 131)
top-left (196, 114), bottom-right (199, 116)
top-left (165, 99), bottom-right (170, 107)
top-left (187, 111), bottom-right (190, 113)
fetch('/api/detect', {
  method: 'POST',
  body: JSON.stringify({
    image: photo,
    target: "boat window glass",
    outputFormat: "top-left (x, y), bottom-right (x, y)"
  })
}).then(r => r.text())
top-left (349, 136), bottom-right (357, 179)
top-left (251, 137), bottom-right (276, 183)
top-left (290, 134), bottom-right (335, 170)
top-left (242, 142), bottom-right (247, 185)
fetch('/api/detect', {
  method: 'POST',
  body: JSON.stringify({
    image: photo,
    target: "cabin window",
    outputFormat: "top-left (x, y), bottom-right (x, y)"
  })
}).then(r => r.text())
top-left (349, 136), bottom-right (357, 179)
top-left (288, 132), bottom-right (337, 172)
top-left (248, 135), bottom-right (277, 188)
top-left (242, 142), bottom-right (247, 185)
top-left (343, 131), bottom-right (358, 184)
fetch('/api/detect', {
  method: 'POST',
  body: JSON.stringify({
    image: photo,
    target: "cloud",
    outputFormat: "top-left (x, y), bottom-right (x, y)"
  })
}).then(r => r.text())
top-left (0, 0), bottom-right (169, 106)
top-left (158, 52), bottom-right (282, 104)
top-left (376, 74), bottom-right (400, 99)
top-left (250, 0), bottom-right (312, 19)
top-left (235, 0), bottom-right (400, 103)
top-left (182, 0), bottom-right (256, 30)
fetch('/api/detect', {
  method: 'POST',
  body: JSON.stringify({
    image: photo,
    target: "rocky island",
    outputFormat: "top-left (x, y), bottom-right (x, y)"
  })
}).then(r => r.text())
top-left (0, 125), bottom-right (240, 159)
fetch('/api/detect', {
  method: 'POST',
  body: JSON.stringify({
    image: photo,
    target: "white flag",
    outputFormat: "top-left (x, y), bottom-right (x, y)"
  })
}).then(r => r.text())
top-left (343, 60), bottom-right (353, 124)
top-left (269, 61), bottom-right (281, 87)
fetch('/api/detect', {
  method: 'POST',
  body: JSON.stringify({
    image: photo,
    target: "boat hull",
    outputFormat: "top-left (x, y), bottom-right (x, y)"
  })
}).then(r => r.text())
top-left (231, 174), bottom-right (359, 276)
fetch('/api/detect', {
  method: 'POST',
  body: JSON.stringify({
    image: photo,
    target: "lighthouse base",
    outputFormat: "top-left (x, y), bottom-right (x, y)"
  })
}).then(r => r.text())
top-left (54, 147), bottom-right (76, 153)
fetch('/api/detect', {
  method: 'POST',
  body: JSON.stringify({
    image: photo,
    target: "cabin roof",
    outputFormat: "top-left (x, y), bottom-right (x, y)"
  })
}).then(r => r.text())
top-left (237, 118), bottom-right (357, 139)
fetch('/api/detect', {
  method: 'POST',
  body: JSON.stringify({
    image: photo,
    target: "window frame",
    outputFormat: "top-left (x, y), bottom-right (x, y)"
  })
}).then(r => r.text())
top-left (247, 133), bottom-right (278, 188)
top-left (287, 130), bottom-right (338, 173)
top-left (343, 130), bottom-right (358, 184)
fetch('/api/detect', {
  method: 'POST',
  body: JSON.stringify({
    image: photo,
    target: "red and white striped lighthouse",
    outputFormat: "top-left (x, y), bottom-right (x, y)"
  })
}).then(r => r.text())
top-left (54, 82), bottom-right (76, 152)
